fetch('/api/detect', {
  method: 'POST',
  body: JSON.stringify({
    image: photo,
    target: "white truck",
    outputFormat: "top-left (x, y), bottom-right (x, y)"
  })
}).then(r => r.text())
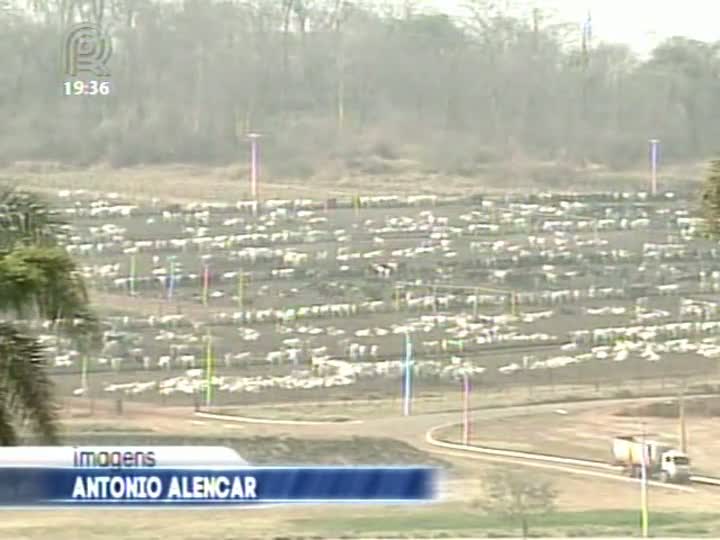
top-left (611, 435), bottom-right (691, 484)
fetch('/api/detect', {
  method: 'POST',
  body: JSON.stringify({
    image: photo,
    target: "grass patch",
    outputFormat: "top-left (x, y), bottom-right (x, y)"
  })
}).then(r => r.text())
top-left (64, 424), bottom-right (156, 434)
top-left (616, 396), bottom-right (720, 418)
top-left (215, 395), bottom-right (457, 421)
top-left (173, 379), bottom-right (720, 428)
top-left (202, 409), bottom-right (355, 423)
top-left (0, 506), bottom-right (717, 539)
top-left (290, 508), bottom-right (720, 537)
top-left (41, 434), bottom-right (449, 467)
top-left (666, 525), bottom-right (712, 535)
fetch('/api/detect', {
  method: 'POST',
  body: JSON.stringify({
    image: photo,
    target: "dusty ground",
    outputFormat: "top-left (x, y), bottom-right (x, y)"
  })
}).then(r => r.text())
top-left (58, 395), bottom-right (720, 505)
top-left (1, 397), bottom-right (713, 540)
top-left (436, 398), bottom-right (720, 477)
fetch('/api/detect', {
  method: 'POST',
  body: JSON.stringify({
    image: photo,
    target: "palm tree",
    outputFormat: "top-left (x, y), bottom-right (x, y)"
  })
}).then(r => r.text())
top-left (0, 186), bottom-right (99, 445)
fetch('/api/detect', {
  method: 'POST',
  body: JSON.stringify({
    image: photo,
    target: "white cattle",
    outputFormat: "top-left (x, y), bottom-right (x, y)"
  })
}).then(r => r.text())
top-left (158, 356), bottom-right (172, 369)
top-left (179, 355), bottom-right (197, 367)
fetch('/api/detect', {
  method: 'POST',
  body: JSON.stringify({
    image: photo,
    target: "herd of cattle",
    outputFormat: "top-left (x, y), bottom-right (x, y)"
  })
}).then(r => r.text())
top-left (35, 189), bottom-right (720, 403)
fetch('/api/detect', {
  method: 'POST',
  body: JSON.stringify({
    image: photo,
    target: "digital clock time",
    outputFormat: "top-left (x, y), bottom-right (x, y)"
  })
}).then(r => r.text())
top-left (63, 80), bottom-right (111, 96)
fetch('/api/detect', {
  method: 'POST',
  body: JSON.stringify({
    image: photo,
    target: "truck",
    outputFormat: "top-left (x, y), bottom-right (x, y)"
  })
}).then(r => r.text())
top-left (611, 435), bottom-right (691, 484)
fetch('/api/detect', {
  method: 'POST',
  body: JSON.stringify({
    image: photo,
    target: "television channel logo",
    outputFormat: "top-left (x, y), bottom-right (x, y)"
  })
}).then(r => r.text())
top-left (62, 21), bottom-right (112, 77)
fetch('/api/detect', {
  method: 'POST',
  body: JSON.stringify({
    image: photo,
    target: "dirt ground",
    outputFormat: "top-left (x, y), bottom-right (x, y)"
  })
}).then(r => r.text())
top-left (56, 396), bottom-right (720, 510)
top-left (0, 397), bottom-right (710, 540)
top-left (436, 398), bottom-right (720, 477)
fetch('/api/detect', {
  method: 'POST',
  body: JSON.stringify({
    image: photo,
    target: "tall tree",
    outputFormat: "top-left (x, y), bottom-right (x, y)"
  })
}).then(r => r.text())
top-left (0, 187), bottom-right (100, 444)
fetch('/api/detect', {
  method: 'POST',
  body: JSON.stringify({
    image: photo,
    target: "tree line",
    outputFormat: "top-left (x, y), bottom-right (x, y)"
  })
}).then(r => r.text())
top-left (2, 0), bottom-right (719, 179)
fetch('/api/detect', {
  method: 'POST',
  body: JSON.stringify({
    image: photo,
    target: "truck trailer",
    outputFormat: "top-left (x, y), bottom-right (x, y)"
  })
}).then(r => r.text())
top-left (611, 435), bottom-right (690, 483)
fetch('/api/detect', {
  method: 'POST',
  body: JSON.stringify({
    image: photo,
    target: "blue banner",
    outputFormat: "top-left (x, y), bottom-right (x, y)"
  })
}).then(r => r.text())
top-left (0, 467), bottom-right (437, 506)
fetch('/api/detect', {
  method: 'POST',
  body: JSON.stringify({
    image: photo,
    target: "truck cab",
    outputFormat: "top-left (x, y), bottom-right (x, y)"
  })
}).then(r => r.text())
top-left (660, 450), bottom-right (691, 483)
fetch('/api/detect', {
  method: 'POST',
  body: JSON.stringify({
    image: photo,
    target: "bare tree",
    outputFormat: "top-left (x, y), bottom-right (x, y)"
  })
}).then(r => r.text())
top-left (477, 468), bottom-right (558, 540)
top-left (1, 0), bottom-right (720, 174)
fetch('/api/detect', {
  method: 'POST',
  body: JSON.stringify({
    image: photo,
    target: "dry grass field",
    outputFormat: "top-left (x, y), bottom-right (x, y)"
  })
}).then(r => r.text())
top-left (4, 164), bottom-right (497, 204)
top-left (3, 161), bottom-right (704, 206)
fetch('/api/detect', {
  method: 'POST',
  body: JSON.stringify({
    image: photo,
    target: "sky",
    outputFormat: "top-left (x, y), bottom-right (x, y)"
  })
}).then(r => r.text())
top-left (391, 0), bottom-right (719, 55)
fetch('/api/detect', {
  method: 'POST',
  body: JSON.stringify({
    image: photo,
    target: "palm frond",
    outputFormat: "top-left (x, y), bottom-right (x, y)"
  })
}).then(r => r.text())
top-left (0, 383), bottom-right (17, 446)
top-left (0, 188), bottom-right (95, 445)
top-left (54, 308), bottom-right (102, 353)
top-left (0, 246), bottom-right (87, 316)
top-left (0, 186), bottom-right (67, 249)
top-left (0, 246), bottom-right (101, 351)
top-left (0, 323), bottom-right (59, 444)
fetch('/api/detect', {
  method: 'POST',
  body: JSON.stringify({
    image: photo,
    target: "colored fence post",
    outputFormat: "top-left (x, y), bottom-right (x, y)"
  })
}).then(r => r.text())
top-left (403, 332), bottom-right (413, 416)
top-left (205, 329), bottom-right (213, 408)
top-left (202, 264), bottom-right (210, 306)
top-left (129, 254), bottom-right (136, 296)
top-left (462, 372), bottom-right (471, 445)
